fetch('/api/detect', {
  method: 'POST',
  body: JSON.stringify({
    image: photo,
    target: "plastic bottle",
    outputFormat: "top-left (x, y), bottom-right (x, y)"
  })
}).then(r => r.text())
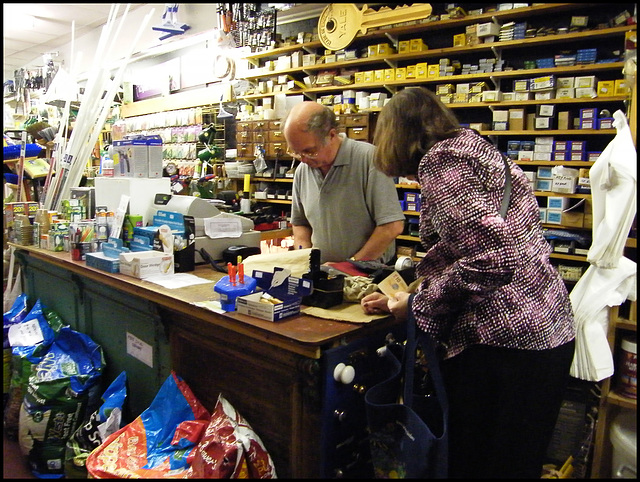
top-left (35, 208), bottom-right (50, 249)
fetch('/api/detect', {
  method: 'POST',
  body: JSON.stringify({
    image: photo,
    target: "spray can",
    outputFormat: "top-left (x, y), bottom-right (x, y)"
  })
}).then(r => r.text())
top-left (123, 214), bottom-right (143, 247)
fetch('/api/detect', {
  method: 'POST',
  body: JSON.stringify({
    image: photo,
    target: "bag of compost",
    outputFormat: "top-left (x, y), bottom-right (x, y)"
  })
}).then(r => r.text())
top-left (64, 370), bottom-right (128, 478)
top-left (18, 325), bottom-right (105, 478)
top-left (4, 300), bottom-right (61, 439)
top-left (3, 293), bottom-right (29, 404)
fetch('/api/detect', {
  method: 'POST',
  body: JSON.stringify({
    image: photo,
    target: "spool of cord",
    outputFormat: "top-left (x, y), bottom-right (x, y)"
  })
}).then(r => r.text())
top-left (395, 256), bottom-right (415, 271)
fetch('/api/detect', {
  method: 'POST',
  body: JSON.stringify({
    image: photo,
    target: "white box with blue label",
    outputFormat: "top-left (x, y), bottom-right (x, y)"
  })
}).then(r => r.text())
top-left (236, 268), bottom-right (313, 322)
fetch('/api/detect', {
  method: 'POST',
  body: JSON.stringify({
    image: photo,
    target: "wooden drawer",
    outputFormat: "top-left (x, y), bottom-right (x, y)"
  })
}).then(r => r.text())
top-left (253, 120), bottom-right (269, 132)
top-left (267, 130), bottom-right (285, 142)
top-left (345, 113), bottom-right (369, 126)
top-left (253, 131), bottom-right (267, 144)
top-left (265, 142), bottom-right (290, 159)
top-left (347, 126), bottom-right (369, 140)
top-left (268, 120), bottom-right (284, 130)
top-left (236, 142), bottom-right (254, 158)
top-left (236, 131), bottom-right (253, 143)
top-left (236, 121), bottom-right (254, 133)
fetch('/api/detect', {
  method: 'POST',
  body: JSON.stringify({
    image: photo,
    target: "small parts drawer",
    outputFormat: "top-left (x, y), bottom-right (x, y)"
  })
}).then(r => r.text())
top-left (265, 142), bottom-right (289, 159)
top-left (236, 142), bottom-right (254, 158)
top-left (347, 126), bottom-right (369, 140)
top-left (345, 114), bottom-right (369, 126)
top-left (267, 130), bottom-right (285, 142)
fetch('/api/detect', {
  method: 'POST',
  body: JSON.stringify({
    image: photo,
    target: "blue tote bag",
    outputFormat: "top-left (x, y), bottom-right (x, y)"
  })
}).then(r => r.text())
top-left (365, 310), bottom-right (449, 478)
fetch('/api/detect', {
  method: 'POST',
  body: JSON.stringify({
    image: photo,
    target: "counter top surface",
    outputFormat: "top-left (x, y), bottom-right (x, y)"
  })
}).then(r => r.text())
top-left (13, 244), bottom-right (397, 358)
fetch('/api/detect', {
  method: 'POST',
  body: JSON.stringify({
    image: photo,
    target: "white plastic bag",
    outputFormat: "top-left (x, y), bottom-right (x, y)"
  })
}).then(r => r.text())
top-left (3, 247), bottom-right (22, 312)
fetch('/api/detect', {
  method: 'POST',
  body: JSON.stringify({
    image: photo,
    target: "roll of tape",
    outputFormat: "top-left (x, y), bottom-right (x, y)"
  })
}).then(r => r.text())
top-left (395, 256), bottom-right (414, 271)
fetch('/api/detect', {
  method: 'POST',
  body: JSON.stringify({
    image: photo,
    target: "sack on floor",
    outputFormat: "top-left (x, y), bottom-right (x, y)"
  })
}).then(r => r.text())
top-left (186, 393), bottom-right (277, 478)
top-left (3, 293), bottom-right (29, 399)
top-left (86, 371), bottom-right (211, 479)
top-left (18, 325), bottom-right (105, 478)
top-left (64, 370), bottom-right (128, 479)
top-left (4, 300), bottom-right (61, 439)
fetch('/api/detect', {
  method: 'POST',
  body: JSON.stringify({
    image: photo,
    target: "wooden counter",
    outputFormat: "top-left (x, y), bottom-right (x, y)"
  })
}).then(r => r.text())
top-left (13, 244), bottom-right (402, 478)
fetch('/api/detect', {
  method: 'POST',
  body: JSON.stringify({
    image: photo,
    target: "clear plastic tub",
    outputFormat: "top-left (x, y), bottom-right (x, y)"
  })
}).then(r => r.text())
top-left (610, 410), bottom-right (637, 478)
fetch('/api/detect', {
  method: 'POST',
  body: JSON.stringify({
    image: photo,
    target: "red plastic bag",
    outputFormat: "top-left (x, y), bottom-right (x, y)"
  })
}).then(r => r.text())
top-left (187, 393), bottom-right (277, 478)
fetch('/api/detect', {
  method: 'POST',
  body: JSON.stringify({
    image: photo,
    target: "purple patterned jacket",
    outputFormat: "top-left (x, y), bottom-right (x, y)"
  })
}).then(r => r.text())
top-left (412, 128), bottom-right (575, 359)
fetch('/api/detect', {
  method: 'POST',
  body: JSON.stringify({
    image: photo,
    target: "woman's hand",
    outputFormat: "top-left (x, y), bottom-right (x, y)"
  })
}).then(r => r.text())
top-left (388, 291), bottom-right (410, 321)
top-left (361, 292), bottom-right (390, 315)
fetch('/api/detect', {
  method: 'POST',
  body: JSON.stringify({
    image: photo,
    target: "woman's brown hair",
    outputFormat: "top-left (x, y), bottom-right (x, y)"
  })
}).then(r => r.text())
top-left (373, 87), bottom-right (461, 177)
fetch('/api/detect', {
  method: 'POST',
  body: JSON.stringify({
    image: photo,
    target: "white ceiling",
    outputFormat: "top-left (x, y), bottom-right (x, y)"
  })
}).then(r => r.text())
top-left (3, 3), bottom-right (149, 78)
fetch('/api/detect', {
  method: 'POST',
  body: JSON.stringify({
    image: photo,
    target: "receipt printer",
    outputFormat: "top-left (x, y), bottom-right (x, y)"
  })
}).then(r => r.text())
top-left (153, 194), bottom-right (261, 262)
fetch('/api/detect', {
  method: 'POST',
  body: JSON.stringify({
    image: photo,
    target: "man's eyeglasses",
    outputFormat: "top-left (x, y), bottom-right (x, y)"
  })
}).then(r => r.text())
top-left (286, 149), bottom-right (320, 160)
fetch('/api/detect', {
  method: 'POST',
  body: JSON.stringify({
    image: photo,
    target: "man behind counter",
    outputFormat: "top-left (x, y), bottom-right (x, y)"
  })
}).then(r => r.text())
top-left (283, 102), bottom-right (405, 264)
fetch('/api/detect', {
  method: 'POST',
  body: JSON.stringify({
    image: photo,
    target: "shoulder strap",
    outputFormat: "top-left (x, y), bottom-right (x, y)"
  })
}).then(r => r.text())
top-left (500, 156), bottom-right (512, 218)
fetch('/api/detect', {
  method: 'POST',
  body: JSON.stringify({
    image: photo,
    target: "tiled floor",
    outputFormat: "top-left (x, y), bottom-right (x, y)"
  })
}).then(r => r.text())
top-left (3, 429), bottom-right (35, 479)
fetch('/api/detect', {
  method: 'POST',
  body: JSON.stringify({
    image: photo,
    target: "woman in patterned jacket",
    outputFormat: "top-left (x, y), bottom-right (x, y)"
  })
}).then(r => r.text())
top-left (362, 87), bottom-right (576, 478)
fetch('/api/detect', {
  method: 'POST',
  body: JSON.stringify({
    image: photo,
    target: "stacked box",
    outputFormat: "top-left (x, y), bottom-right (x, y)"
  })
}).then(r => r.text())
top-left (404, 192), bottom-right (421, 212)
top-left (551, 166), bottom-right (579, 193)
top-left (579, 107), bottom-right (598, 130)
top-left (492, 110), bottom-right (509, 131)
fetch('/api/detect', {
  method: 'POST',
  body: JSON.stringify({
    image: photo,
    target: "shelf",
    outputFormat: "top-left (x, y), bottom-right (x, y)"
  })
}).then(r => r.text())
top-left (483, 129), bottom-right (616, 136)
top-left (253, 177), bottom-right (293, 183)
top-left (120, 86), bottom-right (230, 118)
top-left (606, 390), bottom-right (637, 410)
top-left (241, 5), bottom-right (628, 63)
top-left (549, 252), bottom-right (587, 262)
top-left (397, 235), bottom-right (420, 242)
top-left (516, 161), bottom-right (595, 167)
top-left (259, 228), bottom-right (293, 241)
top-left (239, 61), bottom-right (627, 98)
top-left (534, 192), bottom-right (591, 198)
top-left (254, 199), bottom-right (292, 205)
top-left (448, 96), bottom-right (629, 109)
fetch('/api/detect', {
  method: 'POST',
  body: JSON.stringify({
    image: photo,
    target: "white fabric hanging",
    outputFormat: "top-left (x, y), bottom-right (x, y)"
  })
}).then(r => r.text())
top-left (586, 110), bottom-right (637, 268)
top-left (569, 257), bottom-right (636, 381)
top-left (569, 109), bottom-right (637, 381)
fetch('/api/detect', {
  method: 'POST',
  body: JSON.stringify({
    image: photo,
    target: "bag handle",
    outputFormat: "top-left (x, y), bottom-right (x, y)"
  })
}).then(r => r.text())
top-left (403, 301), bottom-right (448, 417)
top-left (500, 156), bottom-right (512, 218)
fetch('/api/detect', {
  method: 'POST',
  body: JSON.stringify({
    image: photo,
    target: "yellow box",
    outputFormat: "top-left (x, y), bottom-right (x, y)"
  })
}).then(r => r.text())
top-left (377, 43), bottom-right (393, 56)
top-left (406, 65), bottom-right (417, 79)
top-left (436, 83), bottom-right (454, 95)
top-left (416, 62), bottom-right (428, 79)
top-left (427, 64), bottom-right (440, 78)
top-left (614, 78), bottom-right (629, 95)
top-left (395, 67), bottom-right (407, 80)
top-left (398, 40), bottom-right (410, 53)
top-left (367, 45), bottom-right (378, 57)
top-left (597, 81), bottom-right (615, 97)
top-left (453, 93), bottom-right (469, 103)
top-left (384, 68), bottom-right (395, 81)
top-left (453, 33), bottom-right (466, 47)
top-left (410, 38), bottom-right (426, 52)
top-left (364, 70), bottom-right (374, 83)
top-left (374, 69), bottom-right (384, 82)
top-left (354, 72), bottom-right (364, 84)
